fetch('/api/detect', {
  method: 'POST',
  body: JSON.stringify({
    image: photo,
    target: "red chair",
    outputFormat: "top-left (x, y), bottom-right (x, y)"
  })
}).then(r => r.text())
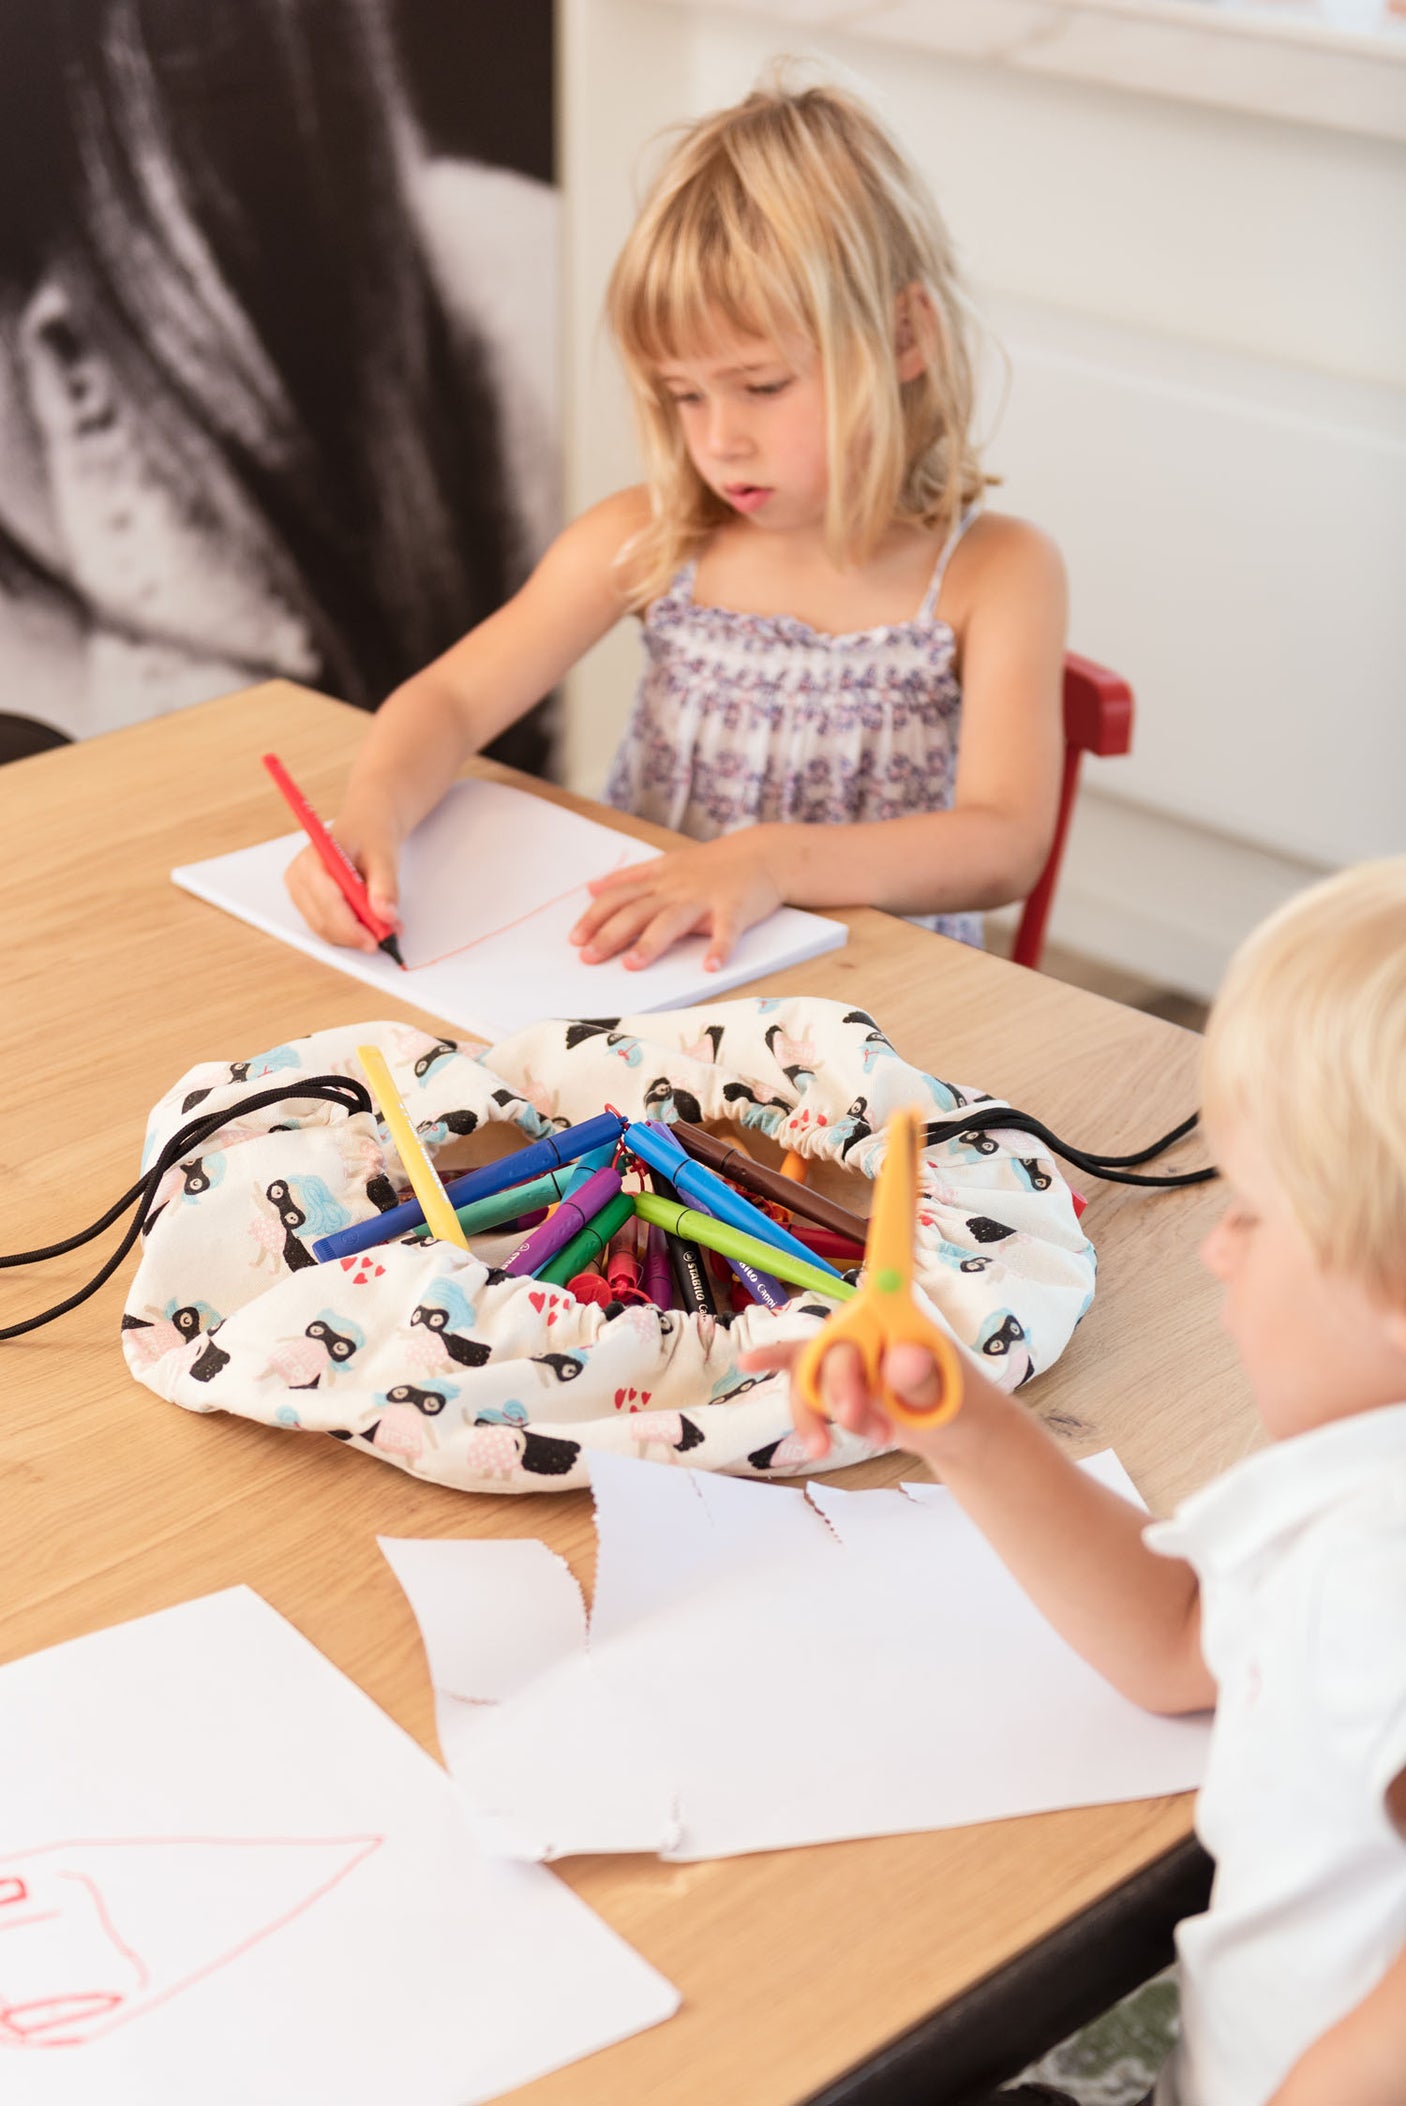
top-left (1010, 651), bottom-right (1134, 971)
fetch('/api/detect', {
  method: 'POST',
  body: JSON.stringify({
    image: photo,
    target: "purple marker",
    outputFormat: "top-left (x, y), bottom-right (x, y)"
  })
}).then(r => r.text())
top-left (727, 1257), bottom-right (789, 1309)
top-left (504, 1167), bottom-right (623, 1279)
top-left (642, 1222), bottom-right (675, 1311)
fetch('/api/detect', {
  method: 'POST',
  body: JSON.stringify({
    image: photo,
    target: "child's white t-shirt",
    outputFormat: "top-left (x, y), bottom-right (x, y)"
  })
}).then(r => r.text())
top-left (1144, 1401), bottom-right (1406, 2106)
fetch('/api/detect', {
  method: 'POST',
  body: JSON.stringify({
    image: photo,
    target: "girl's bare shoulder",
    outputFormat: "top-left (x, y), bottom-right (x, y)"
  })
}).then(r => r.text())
top-left (566, 485), bottom-right (654, 558)
top-left (542, 486), bottom-right (655, 611)
top-left (938, 513), bottom-right (1068, 692)
top-left (943, 511), bottom-right (1066, 624)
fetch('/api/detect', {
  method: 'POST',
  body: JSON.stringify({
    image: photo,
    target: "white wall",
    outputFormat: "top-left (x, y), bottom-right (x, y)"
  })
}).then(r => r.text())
top-left (561, 0), bottom-right (1406, 996)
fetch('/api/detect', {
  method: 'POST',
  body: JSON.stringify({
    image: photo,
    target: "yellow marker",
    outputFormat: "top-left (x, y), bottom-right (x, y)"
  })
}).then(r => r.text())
top-left (794, 1107), bottom-right (962, 1430)
top-left (779, 1149), bottom-right (808, 1183)
top-left (356, 1043), bottom-right (469, 1250)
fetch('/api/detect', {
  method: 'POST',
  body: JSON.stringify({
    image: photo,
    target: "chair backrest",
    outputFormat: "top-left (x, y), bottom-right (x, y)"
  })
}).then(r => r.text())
top-left (1010, 652), bottom-right (1134, 971)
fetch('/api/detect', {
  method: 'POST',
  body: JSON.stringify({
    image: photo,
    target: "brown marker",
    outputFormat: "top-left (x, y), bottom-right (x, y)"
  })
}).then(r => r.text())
top-left (668, 1120), bottom-right (870, 1245)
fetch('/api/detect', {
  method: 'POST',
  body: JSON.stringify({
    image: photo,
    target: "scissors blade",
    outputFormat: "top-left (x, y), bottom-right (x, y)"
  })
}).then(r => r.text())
top-left (865, 1107), bottom-right (920, 1289)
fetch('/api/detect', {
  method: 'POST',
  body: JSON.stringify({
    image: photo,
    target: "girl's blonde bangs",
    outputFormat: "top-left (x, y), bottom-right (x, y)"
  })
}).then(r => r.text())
top-left (611, 185), bottom-right (808, 383)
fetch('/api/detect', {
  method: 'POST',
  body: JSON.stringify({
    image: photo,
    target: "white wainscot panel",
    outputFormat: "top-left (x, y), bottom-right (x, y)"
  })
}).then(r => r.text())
top-left (996, 785), bottom-right (1335, 1002)
top-left (983, 297), bottom-right (1406, 869)
top-left (649, 0), bottom-right (1406, 140)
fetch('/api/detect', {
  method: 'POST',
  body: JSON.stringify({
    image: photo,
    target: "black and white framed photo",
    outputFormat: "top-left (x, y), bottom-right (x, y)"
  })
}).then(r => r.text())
top-left (0, 0), bottom-right (558, 771)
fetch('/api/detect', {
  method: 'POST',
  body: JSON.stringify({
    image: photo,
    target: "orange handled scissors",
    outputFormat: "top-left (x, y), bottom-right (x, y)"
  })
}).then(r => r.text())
top-left (793, 1106), bottom-right (964, 1431)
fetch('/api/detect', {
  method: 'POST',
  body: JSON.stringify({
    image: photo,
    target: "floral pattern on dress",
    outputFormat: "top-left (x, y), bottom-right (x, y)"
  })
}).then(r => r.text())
top-left (604, 532), bottom-right (982, 948)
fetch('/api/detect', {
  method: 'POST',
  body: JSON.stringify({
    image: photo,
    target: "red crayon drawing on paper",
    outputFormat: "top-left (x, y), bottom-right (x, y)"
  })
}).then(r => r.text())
top-left (0, 1836), bottom-right (381, 2049)
top-left (406, 849), bottom-right (636, 971)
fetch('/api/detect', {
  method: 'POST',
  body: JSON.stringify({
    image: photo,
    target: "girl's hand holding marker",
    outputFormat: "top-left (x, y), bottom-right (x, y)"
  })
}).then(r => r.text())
top-left (282, 83), bottom-right (1066, 965)
top-left (285, 801), bottom-right (404, 959)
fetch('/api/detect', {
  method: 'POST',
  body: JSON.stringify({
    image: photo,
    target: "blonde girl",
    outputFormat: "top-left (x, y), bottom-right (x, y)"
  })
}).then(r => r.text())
top-left (286, 82), bottom-right (1067, 971)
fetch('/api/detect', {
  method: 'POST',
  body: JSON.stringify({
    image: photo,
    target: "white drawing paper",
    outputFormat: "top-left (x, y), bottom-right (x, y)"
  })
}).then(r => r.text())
top-left (0, 1586), bottom-right (677, 2103)
top-left (172, 778), bottom-right (848, 1037)
top-left (383, 1450), bottom-right (1211, 1862)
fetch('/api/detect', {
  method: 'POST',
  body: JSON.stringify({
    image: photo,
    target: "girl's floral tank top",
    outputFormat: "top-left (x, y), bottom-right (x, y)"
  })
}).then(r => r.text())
top-left (603, 515), bottom-right (982, 947)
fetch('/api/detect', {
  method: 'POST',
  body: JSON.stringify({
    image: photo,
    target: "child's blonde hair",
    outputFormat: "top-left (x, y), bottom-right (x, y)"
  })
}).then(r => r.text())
top-left (607, 81), bottom-right (987, 609)
top-left (1202, 857), bottom-right (1406, 1305)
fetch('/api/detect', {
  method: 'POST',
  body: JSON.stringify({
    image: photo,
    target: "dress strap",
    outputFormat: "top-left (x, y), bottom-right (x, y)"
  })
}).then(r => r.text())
top-left (644, 560), bottom-right (699, 624)
top-left (918, 505), bottom-right (980, 621)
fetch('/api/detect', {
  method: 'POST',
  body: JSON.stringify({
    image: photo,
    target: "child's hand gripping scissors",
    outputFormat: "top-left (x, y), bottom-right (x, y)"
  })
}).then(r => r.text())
top-left (793, 1107), bottom-right (964, 1431)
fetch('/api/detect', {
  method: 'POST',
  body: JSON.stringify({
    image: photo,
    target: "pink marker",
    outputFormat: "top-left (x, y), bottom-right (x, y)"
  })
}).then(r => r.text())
top-left (642, 1223), bottom-right (675, 1310)
top-left (604, 1229), bottom-right (650, 1307)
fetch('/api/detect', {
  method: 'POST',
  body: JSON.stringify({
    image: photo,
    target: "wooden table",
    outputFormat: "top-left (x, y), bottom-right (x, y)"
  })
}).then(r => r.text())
top-left (0, 683), bottom-right (1251, 2104)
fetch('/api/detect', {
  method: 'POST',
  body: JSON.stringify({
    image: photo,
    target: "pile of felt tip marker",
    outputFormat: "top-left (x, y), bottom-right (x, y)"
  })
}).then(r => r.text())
top-left (313, 1102), bottom-right (871, 1320)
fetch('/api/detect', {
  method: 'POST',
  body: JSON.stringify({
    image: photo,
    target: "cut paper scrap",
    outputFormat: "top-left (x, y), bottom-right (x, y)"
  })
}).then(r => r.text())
top-left (383, 1450), bottom-right (1211, 1863)
top-left (378, 1539), bottom-right (680, 1861)
top-left (172, 777), bottom-right (847, 1038)
top-left (0, 1586), bottom-right (677, 2105)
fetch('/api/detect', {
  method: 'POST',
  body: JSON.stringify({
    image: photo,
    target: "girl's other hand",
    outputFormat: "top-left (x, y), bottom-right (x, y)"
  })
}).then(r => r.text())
top-left (283, 827), bottom-right (401, 953)
top-left (569, 832), bottom-right (783, 971)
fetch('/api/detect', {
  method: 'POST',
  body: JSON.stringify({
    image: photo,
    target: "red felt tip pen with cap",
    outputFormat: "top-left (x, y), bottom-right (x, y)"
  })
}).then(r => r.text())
top-left (261, 752), bottom-right (406, 969)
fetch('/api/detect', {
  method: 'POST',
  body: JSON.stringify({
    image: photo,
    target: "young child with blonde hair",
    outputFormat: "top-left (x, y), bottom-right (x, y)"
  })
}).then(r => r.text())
top-left (748, 856), bottom-right (1406, 2106)
top-left (286, 82), bottom-right (1065, 968)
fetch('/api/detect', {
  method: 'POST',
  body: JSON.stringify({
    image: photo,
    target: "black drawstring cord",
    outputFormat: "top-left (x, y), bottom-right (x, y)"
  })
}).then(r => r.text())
top-left (0, 1077), bottom-right (373, 1340)
top-left (1065, 1110), bottom-right (1202, 1170)
top-left (921, 1106), bottom-right (1215, 1190)
top-left (0, 1172), bottom-right (151, 1267)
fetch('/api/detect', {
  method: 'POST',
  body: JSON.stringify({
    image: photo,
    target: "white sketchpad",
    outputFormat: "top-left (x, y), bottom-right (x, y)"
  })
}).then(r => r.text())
top-left (0, 1587), bottom-right (677, 2103)
top-left (173, 777), bottom-right (848, 1038)
top-left (383, 1450), bottom-right (1211, 1862)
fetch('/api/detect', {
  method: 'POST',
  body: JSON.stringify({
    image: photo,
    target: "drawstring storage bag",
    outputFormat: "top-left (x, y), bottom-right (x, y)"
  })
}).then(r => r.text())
top-left (118, 997), bottom-right (1099, 1491)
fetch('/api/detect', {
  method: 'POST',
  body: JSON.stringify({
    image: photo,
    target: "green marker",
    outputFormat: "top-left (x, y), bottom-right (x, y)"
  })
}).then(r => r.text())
top-left (634, 1193), bottom-right (856, 1303)
top-left (536, 1190), bottom-right (637, 1287)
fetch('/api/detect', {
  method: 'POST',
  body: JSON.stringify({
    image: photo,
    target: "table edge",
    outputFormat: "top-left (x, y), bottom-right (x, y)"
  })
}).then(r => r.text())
top-left (803, 1834), bottom-right (1212, 2104)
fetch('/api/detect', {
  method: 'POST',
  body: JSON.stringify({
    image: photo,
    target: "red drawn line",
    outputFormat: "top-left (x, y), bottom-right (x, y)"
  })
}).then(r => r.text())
top-left (63, 1869), bottom-right (149, 1991)
top-left (2, 1995), bottom-right (123, 2045)
top-left (0, 1835), bottom-right (384, 2052)
top-left (0, 1908), bottom-right (59, 1935)
top-left (404, 849), bottom-right (637, 971)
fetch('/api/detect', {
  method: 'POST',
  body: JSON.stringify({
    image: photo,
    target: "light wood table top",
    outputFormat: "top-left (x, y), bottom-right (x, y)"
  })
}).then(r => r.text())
top-left (0, 683), bottom-right (1251, 2105)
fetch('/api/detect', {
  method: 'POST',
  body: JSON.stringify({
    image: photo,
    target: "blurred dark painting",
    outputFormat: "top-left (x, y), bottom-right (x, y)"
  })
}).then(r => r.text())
top-left (0, 0), bottom-right (558, 773)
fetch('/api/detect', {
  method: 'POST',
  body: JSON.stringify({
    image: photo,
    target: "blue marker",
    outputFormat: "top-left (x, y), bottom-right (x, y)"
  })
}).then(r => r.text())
top-left (313, 1111), bottom-right (626, 1262)
top-left (557, 1145), bottom-right (618, 1201)
top-left (623, 1121), bottom-right (842, 1281)
top-left (626, 1124), bottom-right (791, 1306)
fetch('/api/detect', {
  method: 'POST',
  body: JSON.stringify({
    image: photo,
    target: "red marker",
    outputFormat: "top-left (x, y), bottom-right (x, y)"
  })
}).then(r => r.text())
top-left (261, 752), bottom-right (405, 969)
